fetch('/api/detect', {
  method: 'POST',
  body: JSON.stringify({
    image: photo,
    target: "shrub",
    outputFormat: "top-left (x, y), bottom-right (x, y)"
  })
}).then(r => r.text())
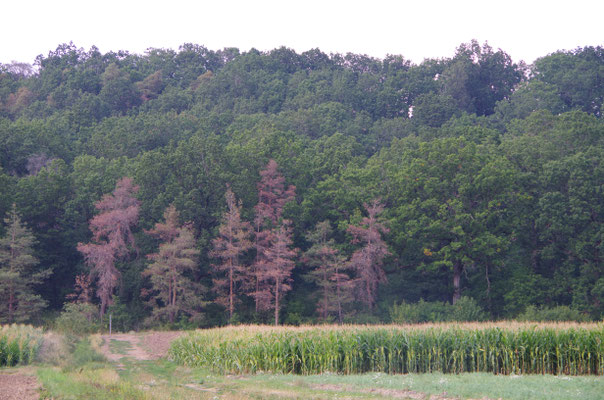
top-left (104, 296), bottom-right (143, 332)
top-left (36, 332), bottom-right (71, 365)
top-left (450, 296), bottom-right (488, 322)
top-left (518, 305), bottom-right (590, 322)
top-left (55, 303), bottom-right (100, 335)
top-left (390, 297), bottom-right (487, 324)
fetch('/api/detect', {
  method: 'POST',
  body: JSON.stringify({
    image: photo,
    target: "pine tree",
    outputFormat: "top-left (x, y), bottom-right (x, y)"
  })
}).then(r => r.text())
top-left (77, 177), bottom-right (140, 318)
top-left (303, 220), bottom-right (353, 323)
top-left (260, 220), bottom-right (297, 325)
top-left (0, 204), bottom-right (50, 323)
top-left (143, 205), bottom-right (202, 324)
top-left (211, 186), bottom-right (252, 321)
top-left (347, 199), bottom-right (390, 310)
top-left (252, 160), bottom-right (295, 312)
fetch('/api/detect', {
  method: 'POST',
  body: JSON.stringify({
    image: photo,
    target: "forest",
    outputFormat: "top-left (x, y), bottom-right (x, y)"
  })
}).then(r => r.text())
top-left (0, 40), bottom-right (602, 329)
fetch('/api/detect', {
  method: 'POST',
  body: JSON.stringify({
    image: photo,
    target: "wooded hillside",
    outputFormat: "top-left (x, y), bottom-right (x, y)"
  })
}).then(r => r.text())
top-left (0, 41), bottom-right (602, 327)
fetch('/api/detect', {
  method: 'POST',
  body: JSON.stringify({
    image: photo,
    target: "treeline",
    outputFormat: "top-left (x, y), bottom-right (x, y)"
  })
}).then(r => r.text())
top-left (0, 41), bottom-right (602, 327)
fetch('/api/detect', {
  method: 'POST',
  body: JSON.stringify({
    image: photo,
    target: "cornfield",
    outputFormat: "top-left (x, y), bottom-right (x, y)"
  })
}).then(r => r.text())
top-left (169, 322), bottom-right (604, 375)
top-left (0, 324), bottom-right (43, 367)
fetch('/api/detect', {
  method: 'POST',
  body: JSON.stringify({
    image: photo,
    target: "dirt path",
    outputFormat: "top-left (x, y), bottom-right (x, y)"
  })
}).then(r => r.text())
top-left (99, 331), bottom-right (183, 362)
top-left (0, 372), bottom-right (40, 400)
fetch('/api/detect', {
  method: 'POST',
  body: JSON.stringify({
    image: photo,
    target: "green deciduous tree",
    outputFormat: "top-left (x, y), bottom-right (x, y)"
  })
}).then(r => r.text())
top-left (381, 137), bottom-right (515, 306)
top-left (441, 40), bottom-right (523, 116)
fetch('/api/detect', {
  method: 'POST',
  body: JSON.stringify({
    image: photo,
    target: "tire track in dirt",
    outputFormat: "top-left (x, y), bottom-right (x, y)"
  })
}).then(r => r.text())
top-left (99, 331), bottom-right (183, 362)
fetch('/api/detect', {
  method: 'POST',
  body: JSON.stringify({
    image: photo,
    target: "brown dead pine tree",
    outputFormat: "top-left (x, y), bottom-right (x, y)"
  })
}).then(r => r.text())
top-left (347, 199), bottom-right (390, 311)
top-left (77, 177), bottom-right (139, 319)
top-left (260, 220), bottom-right (297, 325)
top-left (211, 186), bottom-right (252, 322)
top-left (252, 160), bottom-right (295, 313)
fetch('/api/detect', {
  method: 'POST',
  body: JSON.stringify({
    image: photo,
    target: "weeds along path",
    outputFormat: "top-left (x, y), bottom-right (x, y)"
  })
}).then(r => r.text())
top-left (98, 331), bottom-right (183, 363)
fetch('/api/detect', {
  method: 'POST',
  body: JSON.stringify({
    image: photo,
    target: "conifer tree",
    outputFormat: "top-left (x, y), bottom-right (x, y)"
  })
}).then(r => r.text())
top-left (252, 160), bottom-right (295, 312)
top-left (347, 199), bottom-right (390, 310)
top-left (143, 205), bottom-right (202, 324)
top-left (303, 220), bottom-right (352, 323)
top-left (261, 220), bottom-right (297, 325)
top-left (0, 204), bottom-right (50, 323)
top-left (211, 186), bottom-right (252, 321)
top-left (77, 177), bottom-right (140, 318)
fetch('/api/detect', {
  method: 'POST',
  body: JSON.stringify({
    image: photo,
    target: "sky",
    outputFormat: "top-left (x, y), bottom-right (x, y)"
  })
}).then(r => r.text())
top-left (1, 0), bottom-right (602, 65)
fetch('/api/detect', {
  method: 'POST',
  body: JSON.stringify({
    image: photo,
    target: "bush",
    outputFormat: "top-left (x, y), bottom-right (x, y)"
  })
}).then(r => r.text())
top-left (390, 299), bottom-right (447, 323)
top-left (517, 305), bottom-right (590, 322)
top-left (104, 296), bottom-right (143, 332)
top-left (451, 296), bottom-right (488, 322)
top-left (390, 297), bottom-right (487, 324)
top-left (55, 303), bottom-right (100, 335)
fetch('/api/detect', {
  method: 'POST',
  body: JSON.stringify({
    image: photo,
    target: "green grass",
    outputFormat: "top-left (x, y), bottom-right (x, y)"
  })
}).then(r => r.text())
top-left (109, 338), bottom-right (133, 355)
top-left (32, 364), bottom-right (604, 400)
top-left (71, 338), bottom-right (106, 366)
top-left (37, 367), bottom-right (148, 400)
top-left (37, 338), bottom-right (147, 400)
top-left (274, 372), bottom-right (604, 400)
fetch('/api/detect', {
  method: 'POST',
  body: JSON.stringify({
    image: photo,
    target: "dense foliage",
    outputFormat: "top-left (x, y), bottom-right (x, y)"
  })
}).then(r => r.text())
top-left (169, 323), bottom-right (604, 375)
top-left (0, 40), bottom-right (602, 327)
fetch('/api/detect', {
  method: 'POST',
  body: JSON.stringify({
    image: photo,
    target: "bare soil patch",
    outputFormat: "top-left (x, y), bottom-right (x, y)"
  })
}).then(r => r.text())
top-left (0, 373), bottom-right (40, 400)
top-left (99, 331), bottom-right (183, 362)
top-left (140, 331), bottom-right (183, 359)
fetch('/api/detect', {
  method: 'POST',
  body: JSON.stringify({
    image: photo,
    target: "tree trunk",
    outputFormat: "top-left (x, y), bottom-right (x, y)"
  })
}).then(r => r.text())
top-left (100, 300), bottom-right (107, 320)
top-left (229, 267), bottom-right (234, 321)
top-left (366, 280), bottom-right (373, 310)
top-left (169, 274), bottom-right (176, 324)
top-left (322, 268), bottom-right (328, 320)
top-left (453, 261), bottom-right (462, 304)
top-left (274, 278), bottom-right (280, 325)
top-left (336, 283), bottom-right (342, 324)
top-left (8, 227), bottom-right (15, 322)
top-left (8, 285), bottom-right (14, 323)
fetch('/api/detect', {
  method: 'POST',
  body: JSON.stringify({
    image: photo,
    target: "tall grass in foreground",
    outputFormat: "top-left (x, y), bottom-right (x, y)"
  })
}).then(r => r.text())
top-left (0, 324), bottom-right (43, 366)
top-left (169, 323), bottom-right (604, 375)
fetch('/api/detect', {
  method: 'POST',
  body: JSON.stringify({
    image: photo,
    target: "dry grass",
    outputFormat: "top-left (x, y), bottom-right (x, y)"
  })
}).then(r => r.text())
top-left (36, 331), bottom-right (70, 366)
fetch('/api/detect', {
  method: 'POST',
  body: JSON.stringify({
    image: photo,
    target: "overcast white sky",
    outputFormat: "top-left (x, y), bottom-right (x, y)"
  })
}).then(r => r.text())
top-left (1, 0), bottom-right (602, 65)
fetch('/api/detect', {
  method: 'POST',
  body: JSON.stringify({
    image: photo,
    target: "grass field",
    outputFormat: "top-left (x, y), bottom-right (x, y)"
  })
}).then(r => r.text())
top-left (36, 355), bottom-right (604, 400)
